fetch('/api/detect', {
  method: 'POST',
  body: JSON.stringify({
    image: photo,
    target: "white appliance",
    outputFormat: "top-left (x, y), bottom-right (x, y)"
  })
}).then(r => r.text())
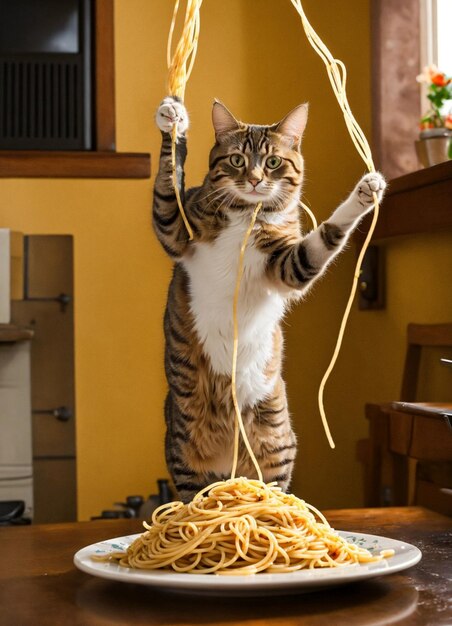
top-left (0, 340), bottom-right (33, 518)
top-left (0, 229), bottom-right (23, 324)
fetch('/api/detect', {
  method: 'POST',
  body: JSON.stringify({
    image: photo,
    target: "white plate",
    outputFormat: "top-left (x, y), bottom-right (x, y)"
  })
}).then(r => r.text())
top-left (74, 530), bottom-right (422, 596)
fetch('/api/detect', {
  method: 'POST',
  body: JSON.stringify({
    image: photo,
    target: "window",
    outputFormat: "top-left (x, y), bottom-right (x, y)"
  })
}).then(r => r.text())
top-left (422, 0), bottom-right (452, 75)
top-left (0, 0), bottom-right (93, 151)
top-left (436, 0), bottom-right (452, 74)
top-left (420, 0), bottom-right (452, 116)
top-left (0, 0), bottom-right (150, 178)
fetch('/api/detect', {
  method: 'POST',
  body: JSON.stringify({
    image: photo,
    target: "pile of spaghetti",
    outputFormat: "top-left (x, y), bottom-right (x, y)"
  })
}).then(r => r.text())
top-left (96, 478), bottom-right (393, 575)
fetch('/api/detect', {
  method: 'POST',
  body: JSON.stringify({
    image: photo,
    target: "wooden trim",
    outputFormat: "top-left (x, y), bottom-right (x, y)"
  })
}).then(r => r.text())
top-left (400, 344), bottom-right (422, 401)
top-left (95, 0), bottom-right (116, 151)
top-left (407, 323), bottom-right (452, 347)
top-left (391, 402), bottom-right (452, 418)
top-left (386, 159), bottom-right (452, 196)
top-left (0, 151), bottom-right (150, 178)
top-left (416, 479), bottom-right (452, 516)
top-left (356, 160), bottom-right (452, 243)
top-left (0, 324), bottom-right (34, 342)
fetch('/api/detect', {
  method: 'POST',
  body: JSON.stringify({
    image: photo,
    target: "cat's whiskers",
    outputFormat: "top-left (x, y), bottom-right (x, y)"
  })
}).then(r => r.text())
top-left (218, 191), bottom-right (237, 215)
top-left (259, 191), bottom-right (289, 216)
top-left (194, 188), bottom-right (231, 219)
top-left (275, 189), bottom-right (296, 211)
top-left (197, 186), bottom-right (228, 203)
top-left (198, 186), bottom-right (234, 217)
top-left (276, 192), bottom-right (290, 210)
top-left (204, 188), bottom-right (229, 211)
top-left (271, 196), bottom-right (283, 213)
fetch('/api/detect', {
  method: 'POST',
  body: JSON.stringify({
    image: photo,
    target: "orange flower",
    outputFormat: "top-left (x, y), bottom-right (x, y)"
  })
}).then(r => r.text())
top-left (431, 73), bottom-right (451, 87)
top-left (416, 65), bottom-right (452, 86)
top-left (445, 114), bottom-right (452, 130)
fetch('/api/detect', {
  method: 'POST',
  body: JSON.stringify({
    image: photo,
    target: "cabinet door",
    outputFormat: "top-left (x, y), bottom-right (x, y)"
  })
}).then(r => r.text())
top-left (33, 458), bottom-right (76, 523)
top-left (12, 300), bottom-right (75, 457)
top-left (12, 235), bottom-right (76, 522)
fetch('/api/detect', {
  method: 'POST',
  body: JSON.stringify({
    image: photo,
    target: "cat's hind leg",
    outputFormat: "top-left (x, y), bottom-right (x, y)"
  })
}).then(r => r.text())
top-left (250, 383), bottom-right (297, 493)
top-left (164, 393), bottom-right (227, 503)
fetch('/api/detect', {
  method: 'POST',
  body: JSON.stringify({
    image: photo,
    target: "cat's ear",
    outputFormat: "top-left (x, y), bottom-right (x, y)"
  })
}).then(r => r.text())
top-left (275, 103), bottom-right (309, 147)
top-left (212, 100), bottom-right (240, 138)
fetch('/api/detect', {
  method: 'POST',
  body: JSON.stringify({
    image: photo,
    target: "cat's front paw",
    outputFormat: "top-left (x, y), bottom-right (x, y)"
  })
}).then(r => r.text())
top-left (155, 97), bottom-right (189, 135)
top-left (356, 173), bottom-right (386, 210)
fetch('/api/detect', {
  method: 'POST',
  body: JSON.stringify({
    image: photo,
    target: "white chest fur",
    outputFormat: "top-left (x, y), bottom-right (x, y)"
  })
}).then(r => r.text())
top-left (183, 214), bottom-right (286, 408)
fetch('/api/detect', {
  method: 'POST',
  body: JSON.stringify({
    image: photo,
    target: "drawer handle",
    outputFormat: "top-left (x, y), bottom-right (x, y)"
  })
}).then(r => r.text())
top-left (26, 293), bottom-right (71, 312)
top-left (32, 406), bottom-right (73, 422)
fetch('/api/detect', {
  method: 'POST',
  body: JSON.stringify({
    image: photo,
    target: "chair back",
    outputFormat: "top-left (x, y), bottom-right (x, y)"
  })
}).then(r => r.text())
top-left (400, 323), bottom-right (452, 401)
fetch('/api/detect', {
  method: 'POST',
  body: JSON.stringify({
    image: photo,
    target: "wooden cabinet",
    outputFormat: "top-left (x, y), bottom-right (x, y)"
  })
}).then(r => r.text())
top-left (12, 235), bottom-right (76, 523)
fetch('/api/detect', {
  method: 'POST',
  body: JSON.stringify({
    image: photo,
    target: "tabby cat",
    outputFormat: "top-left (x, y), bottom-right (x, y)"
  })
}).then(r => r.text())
top-left (153, 95), bottom-right (385, 502)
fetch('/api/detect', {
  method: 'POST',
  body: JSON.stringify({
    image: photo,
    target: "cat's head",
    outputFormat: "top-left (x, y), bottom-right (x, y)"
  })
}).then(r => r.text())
top-left (208, 101), bottom-right (308, 211)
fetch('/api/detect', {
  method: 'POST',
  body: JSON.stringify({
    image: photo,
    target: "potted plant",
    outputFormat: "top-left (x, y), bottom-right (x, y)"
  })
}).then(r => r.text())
top-left (415, 65), bottom-right (452, 167)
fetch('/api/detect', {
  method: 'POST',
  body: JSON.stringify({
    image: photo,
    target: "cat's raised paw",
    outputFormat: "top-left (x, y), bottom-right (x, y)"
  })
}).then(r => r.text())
top-left (357, 173), bottom-right (386, 209)
top-left (156, 97), bottom-right (189, 135)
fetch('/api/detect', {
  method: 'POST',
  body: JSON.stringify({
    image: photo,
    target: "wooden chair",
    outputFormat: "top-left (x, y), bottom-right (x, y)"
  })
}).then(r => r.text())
top-left (358, 323), bottom-right (452, 515)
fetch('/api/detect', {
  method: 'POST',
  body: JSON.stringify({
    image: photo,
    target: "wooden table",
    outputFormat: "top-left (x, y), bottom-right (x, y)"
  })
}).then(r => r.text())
top-left (0, 507), bottom-right (451, 626)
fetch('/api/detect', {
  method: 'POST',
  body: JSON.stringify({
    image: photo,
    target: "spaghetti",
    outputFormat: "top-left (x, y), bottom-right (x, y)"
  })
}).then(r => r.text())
top-left (290, 0), bottom-right (380, 448)
top-left (230, 202), bottom-right (264, 483)
top-left (167, 0), bottom-right (203, 241)
top-left (93, 2), bottom-right (393, 576)
top-left (96, 478), bottom-right (393, 575)
top-left (167, 0), bottom-right (202, 101)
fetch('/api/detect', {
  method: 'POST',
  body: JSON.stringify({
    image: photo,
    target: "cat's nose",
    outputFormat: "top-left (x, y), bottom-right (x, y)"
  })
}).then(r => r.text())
top-left (248, 178), bottom-right (261, 188)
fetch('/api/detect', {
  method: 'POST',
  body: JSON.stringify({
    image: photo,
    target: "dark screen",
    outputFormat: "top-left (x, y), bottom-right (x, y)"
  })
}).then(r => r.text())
top-left (0, 0), bottom-right (80, 54)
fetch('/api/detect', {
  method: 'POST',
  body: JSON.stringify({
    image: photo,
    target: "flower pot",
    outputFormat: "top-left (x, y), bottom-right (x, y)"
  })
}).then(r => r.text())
top-left (415, 129), bottom-right (452, 168)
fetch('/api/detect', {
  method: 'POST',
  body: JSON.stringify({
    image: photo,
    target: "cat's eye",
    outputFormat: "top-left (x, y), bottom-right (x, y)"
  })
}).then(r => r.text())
top-left (230, 154), bottom-right (245, 168)
top-left (266, 156), bottom-right (282, 169)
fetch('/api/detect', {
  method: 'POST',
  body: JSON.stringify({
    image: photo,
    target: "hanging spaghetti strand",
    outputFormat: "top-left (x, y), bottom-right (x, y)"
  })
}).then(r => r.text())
top-left (230, 203), bottom-right (264, 482)
top-left (166, 0), bottom-right (203, 241)
top-left (300, 199), bottom-right (318, 230)
top-left (290, 0), bottom-right (380, 449)
top-left (171, 124), bottom-right (194, 240)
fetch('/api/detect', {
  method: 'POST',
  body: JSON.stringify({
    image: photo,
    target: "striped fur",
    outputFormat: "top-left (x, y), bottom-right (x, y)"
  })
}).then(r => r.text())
top-left (153, 98), bottom-right (385, 502)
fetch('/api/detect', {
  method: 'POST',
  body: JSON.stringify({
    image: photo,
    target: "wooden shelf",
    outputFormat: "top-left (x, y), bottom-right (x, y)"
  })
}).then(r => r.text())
top-left (0, 151), bottom-right (151, 179)
top-left (356, 160), bottom-right (452, 244)
top-left (0, 324), bottom-right (34, 342)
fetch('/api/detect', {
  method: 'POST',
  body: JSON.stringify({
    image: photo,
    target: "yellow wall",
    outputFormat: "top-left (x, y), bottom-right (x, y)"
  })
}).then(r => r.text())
top-left (1, 0), bottom-right (450, 519)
